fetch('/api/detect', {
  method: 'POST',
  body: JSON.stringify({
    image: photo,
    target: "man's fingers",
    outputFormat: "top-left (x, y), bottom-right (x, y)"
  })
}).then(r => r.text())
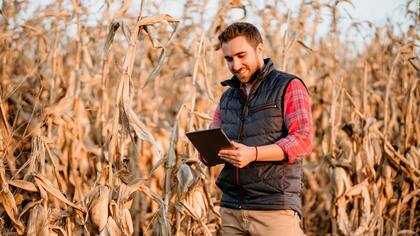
top-left (220, 155), bottom-right (236, 162)
top-left (220, 154), bottom-right (240, 165)
top-left (219, 149), bottom-right (238, 156)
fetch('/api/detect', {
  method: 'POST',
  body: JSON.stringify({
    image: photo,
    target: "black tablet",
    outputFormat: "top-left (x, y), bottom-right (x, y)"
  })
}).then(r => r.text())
top-left (186, 128), bottom-right (233, 166)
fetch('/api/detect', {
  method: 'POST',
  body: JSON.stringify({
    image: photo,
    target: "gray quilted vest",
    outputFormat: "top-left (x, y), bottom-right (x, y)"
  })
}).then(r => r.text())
top-left (216, 58), bottom-right (305, 216)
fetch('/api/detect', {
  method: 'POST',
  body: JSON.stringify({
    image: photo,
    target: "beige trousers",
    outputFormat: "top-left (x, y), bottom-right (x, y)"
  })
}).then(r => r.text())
top-left (220, 207), bottom-right (305, 236)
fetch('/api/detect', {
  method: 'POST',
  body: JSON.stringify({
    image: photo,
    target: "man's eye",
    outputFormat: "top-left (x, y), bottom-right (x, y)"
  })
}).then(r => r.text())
top-left (226, 58), bottom-right (233, 62)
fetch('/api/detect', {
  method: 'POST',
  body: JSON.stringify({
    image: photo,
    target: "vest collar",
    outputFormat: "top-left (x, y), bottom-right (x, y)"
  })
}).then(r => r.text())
top-left (221, 58), bottom-right (275, 89)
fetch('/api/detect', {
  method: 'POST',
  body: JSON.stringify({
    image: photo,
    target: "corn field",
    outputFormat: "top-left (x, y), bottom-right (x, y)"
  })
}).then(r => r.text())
top-left (0, 0), bottom-right (419, 235)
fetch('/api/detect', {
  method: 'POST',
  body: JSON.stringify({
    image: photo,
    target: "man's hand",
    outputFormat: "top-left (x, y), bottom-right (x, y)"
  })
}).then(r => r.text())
top-left (218, 141), bottom-right (256, 168)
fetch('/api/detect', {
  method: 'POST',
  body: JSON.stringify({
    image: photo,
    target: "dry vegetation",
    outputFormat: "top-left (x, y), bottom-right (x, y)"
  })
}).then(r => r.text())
top-left (0, 0), bottom-right (419, 235)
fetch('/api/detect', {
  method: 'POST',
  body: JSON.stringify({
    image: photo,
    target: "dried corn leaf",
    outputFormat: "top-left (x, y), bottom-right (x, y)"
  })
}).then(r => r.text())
top-left (176, 164), bottom-right (194, 198)
top-left (49, 225), bottom-right (67, 236)
top-left (185, 189), bottom-right (208, 220)
top-left (34, 175), bottom-right (84, 212)
top-left (90, 185), bottom-right (110, 231)
top-left (0, 164), bottom-right (25, 234)
top-left (193, 111), bottom-right (213, 121)
top-left (104, 21), bottom-right (121, 53)
top-left (27, 203), bottom-right (49, 236)
top-left (334, 167), bottom-right (352, 198)
top-left (137, 14), bottom-right (179, 27)
top-left (0, 186), bottom-right (25, 234)
top-left (8, 179), bottom-right (38, 192)
top-left (100, 216), bottom-right (122, 236)
top-left (121, 208), bottom-right (133, 235)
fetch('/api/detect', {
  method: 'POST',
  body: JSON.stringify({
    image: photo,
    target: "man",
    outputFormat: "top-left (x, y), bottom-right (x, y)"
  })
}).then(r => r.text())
top-left (208, 22), bottom-right (312, 235)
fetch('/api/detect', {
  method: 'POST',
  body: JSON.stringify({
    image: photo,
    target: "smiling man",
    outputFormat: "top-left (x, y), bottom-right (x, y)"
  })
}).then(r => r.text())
top-left (207, 22), bottom-right (313, 235)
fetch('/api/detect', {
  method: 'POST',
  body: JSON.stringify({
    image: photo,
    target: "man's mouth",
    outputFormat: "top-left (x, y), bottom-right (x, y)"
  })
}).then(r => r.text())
top-left (235, 68), bottom-right (247, 77)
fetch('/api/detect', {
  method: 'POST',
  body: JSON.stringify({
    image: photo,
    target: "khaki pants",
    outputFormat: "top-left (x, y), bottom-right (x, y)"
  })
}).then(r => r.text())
top-left (220, 207), bottom-right (305, 236)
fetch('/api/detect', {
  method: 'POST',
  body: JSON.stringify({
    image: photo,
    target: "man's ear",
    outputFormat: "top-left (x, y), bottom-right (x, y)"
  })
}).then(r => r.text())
top-left (256, 43), bottom-right (264, 55)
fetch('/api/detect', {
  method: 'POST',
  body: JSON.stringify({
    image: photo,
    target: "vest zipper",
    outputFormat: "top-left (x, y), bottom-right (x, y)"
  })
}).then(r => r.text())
top-left (236, 91), bottom-right (248, 208)
top-left (237, 93), bottom-right (248, 185)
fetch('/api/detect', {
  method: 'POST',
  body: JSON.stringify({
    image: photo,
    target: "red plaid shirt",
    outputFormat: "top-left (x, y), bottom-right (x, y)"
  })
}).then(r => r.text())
top-left (210, 79), bottom-right (313, 164)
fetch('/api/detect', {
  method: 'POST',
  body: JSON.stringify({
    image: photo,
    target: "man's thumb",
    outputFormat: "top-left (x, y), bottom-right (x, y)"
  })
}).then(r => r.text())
top-left (230, 141), bottom-right (241, 147)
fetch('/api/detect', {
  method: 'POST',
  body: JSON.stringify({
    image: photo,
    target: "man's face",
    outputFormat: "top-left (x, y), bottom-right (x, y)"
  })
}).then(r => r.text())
top-left (221, 35), bottom-right (264, 84)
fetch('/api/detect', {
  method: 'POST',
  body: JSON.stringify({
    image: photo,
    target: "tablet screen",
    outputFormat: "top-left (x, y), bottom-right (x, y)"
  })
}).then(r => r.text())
top-left (186, 128), bottom-right (233, 166)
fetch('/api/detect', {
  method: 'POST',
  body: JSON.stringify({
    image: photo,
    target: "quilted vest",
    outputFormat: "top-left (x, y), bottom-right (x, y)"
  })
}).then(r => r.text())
top-left (217, 58), bottom-right (305, 216)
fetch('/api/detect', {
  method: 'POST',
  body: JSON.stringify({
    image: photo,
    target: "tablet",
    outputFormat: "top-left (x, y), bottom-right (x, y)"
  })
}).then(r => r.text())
top-left (186, 128), bottom-right (233, 166)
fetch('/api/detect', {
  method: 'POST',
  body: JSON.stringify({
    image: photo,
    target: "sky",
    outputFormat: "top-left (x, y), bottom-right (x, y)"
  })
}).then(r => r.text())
top-left (22, 0), bottom-right (415, 50)
top-left (156, 0), bottom-right (414, 51)
top-left (158, 0), bottom-right (412, 27)
top-left (26, 0), bottom-right (414, 31)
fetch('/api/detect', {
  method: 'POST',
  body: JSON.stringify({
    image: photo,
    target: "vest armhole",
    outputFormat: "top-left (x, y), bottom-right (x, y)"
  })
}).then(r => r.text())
top-left (277, 76), bottom-right (309, 113)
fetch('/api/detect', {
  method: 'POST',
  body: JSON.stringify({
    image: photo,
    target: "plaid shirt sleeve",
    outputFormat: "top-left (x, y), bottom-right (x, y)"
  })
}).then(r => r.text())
top-left (210, 79), bottom-right (312, 164)
top-left (275, 79), bottom-right (313, 164)
top-left (210, 103), bottom-right (222, 129)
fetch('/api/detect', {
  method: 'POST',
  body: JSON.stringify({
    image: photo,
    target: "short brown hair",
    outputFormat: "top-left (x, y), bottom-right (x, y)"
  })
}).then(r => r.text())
top-left (218, 22), bottom-right (263, 48)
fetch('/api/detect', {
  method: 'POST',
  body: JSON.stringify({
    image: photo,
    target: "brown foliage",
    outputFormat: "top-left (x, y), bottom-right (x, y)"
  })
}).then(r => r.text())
top-left (0, 0), bottom-right (418, 235)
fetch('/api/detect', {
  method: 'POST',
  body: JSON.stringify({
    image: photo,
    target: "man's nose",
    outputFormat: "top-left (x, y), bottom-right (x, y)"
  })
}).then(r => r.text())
top-left (232, 59), bottom-right (241, 71)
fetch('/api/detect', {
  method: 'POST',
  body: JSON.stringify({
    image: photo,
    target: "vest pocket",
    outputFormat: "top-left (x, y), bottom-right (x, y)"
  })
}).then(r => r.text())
top-left (280, 166), bottom-right (302, 193)
top-left (249, 103), bottom-right (277, 114)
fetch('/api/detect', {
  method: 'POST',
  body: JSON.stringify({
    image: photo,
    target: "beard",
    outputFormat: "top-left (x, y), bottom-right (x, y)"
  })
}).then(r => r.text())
top-left (234, 64), bottom-right (261, 84)
top-left (246, 68), bottom-right (262, 85)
